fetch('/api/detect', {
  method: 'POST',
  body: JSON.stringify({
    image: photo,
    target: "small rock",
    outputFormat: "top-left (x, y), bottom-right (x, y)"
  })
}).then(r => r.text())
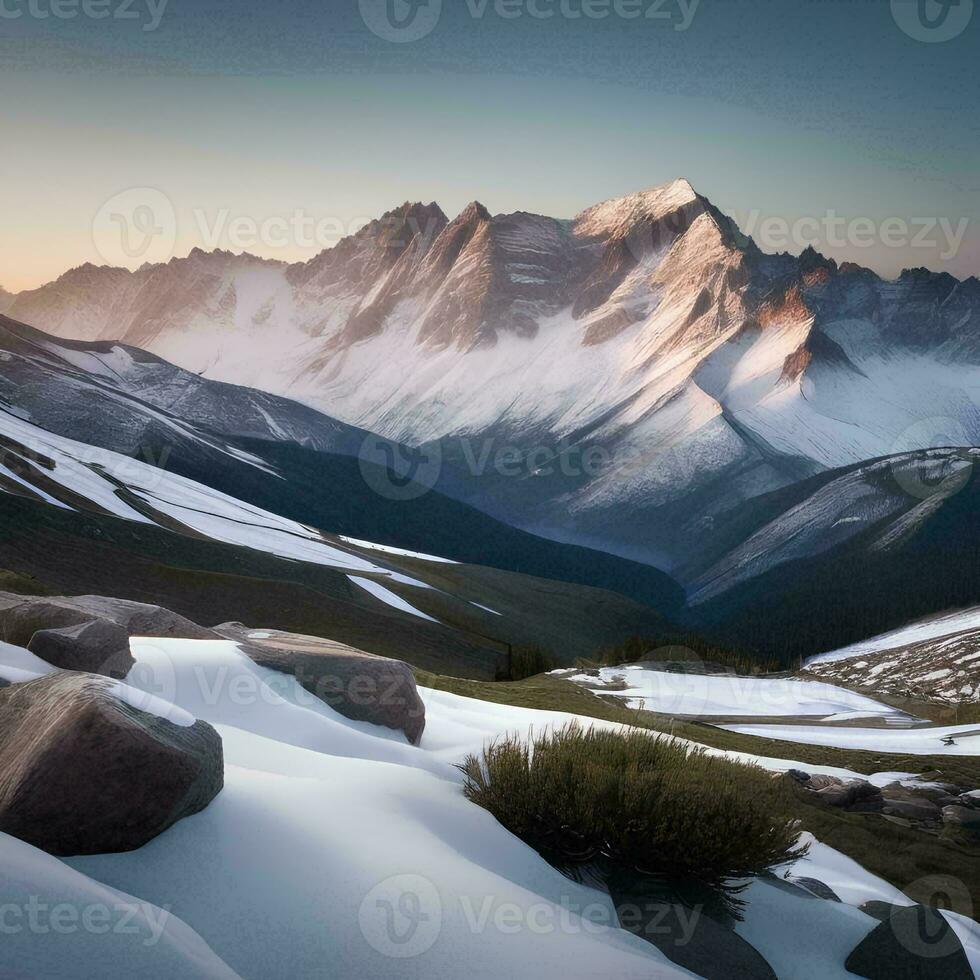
top-left (942, 805), bottom-right (980, 830)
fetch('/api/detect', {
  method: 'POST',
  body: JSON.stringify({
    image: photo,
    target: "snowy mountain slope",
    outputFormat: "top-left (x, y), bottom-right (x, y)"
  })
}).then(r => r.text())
top-left (10, 179), bottom-right (980, 568)
top-left (0, 314), bottom-right (371, 456)
top-left (803, 606), bottom-right (980, 704)
top-left (808, 606), bottom-right (980, 668)
top-left (684, 448), bottom-right (980, 665)
top-left (687, 448), bottom-right (980, 601)
top-left (0, 315), bottom-right (682, 612)
top-left (0, 408), bottom-right (674, 676)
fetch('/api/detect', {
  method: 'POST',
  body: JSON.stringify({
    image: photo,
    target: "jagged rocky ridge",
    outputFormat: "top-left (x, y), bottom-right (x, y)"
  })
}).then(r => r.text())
top-left (7, 179), bottom-right (980, 569)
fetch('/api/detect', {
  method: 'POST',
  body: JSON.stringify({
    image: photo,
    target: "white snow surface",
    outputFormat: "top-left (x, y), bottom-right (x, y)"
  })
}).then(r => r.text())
top-left (337, 536), bottom-right (458, 563)
top-left (723, 723), bottom-right (980, 755)
top-left (63, 638), bottom-right (693, 980)
top-left (0, 408), bottom-right (438, 588)
top-left (0, 831), bottom-right (242, 980)
top-left (4, 636), bottom-right (974, 978)
top-left (0, 639), bottom-right (57, 684)
top-left (553, 664), bottom-right (903, 719)
top-left (348, 575), bottom-right (440, 623)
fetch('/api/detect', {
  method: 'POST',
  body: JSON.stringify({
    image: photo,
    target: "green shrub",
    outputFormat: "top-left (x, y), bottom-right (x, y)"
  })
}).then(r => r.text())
top-left (459, 723), bottom-right (806, 914)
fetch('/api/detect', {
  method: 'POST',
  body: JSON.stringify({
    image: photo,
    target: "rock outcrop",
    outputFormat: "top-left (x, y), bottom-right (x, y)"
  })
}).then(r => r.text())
top-left (0, 598), bottom-right (134, 677)
top-left (0, 672), bottom-right (223, 855)
top-left (216, 623), bottom-right (426, 745)
top-left (0, 593), bottom-right (218, 677)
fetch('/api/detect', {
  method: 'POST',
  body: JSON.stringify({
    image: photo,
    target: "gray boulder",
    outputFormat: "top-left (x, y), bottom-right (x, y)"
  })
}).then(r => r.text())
top-left (812, 777), bottom-right (883, 811)
top-left (0, 672), bottom-right (223, 855)
top-left (0, 593), bottom-right (221, 678)
top-left (881, 796), bottom-right (941, 822)
top-left (942, 805), bottom-right (980, 830)
top-left (0, 599), bottom-right (134, 677)
top-left (216, 623), bottom-right (425, 744)
top-left (28, 618), bottom-right (133, 677)
top-left (0, 593), bottom-right (216, 642)
top-left (845, 904), bottom-right (972, 979)
top-left (55, 595), bottom-right (217, 640)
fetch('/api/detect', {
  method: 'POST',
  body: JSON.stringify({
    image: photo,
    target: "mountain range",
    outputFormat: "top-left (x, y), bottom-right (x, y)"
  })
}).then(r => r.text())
top-left (7, 178), bottom-right (979, 574)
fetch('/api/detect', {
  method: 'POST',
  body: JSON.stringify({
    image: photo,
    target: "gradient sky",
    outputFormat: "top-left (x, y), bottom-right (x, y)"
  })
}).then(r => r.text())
top-left (1, 0), bottom-right (977, 291)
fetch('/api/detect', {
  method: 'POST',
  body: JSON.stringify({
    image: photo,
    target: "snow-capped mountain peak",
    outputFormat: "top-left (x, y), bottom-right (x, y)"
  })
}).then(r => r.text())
top-left (8, 178), bottom-right (980, 569)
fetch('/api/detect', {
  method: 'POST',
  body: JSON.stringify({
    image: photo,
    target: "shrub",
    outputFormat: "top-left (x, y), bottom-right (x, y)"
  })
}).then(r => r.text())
top-left (459, 723), bottom-right (806, 914)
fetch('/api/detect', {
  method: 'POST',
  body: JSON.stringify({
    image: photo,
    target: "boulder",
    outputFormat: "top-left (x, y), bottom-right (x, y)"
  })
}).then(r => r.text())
top-left (56, 595), bottom-right (216, 640)
top-left (942, 805), bottom-right (980, 830)
top-left (845, 904), bottom-right (972, 979)
top-left (0, 593), bottom-right (221, 678)
top-left (0, 600), bottom-right (134, 677)
top-left (216, 624), bottom-right (426, 745)
top-left (814, 778), bottom-right (882, 810)
top-left (0, 672), bottom-right (223, 855)
top-left (806, 774), bottom-right (841, 791)
top-left (0, 593), bottom-right (215, 642)
top-left (881, 795), bottom-right (941, 823)
top-left (28, 618), bottom-right (133, 677)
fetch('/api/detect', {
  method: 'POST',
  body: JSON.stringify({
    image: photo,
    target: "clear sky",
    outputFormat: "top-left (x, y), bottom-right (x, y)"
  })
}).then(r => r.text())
top-left (1, 0), bottom-right (977, 291)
